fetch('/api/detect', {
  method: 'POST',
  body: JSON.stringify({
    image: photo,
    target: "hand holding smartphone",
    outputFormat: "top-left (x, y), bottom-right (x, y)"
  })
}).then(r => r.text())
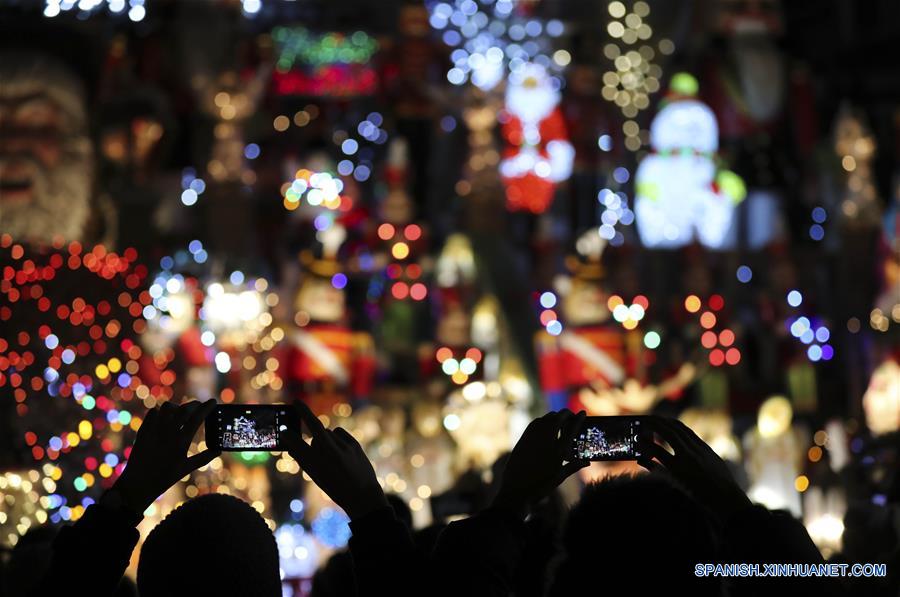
top-left (205, 404), bottom-right (298, 451)
top-left (570, 416), bottom-right (649, 461)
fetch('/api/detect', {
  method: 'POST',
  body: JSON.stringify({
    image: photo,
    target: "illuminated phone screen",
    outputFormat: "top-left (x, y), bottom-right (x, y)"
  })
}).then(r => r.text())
top-left (207, 405), bottom-right (290, 451)
top-left (571, 417), bottom-right (644, 461)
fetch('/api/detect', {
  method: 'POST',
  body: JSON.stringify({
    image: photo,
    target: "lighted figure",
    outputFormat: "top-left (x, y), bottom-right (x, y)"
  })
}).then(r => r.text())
top-left (427, 289), bottom-right (484, 392)
top-left (0, 52), bottom-right (97, 244)
top-left (422, 233), bottom-right (487, 396)
top-left (142, 271), bottom-right (215, 402)
top-left (443, 381), bottom-right (510, 470)
top-left (634, 73), bottom-right (746, 249)
top-left (709, 0), bottom-right (785, 135)
top-left (500, 62), bottom-right (575, 213)
top-left (202, 274), bottom-right (285, 403)
top-left (371, 139), bottom-right (431, 382)
top-left (282, 226), bottom-right (375, 414)
top-left (863, 360), bottom-right (900, 436)
top-left (536, 246), bottom-right (625, 414)
top-left (680, 291), bottom-right (742, 410)
top-left (442, 294), bottom-right (530, 472)
top-left (743, 396), bottom-right (807, 517)
top-left (803, 485), bottom-right (846, 559)
top-left (537, 235), bottom-right (692, 414)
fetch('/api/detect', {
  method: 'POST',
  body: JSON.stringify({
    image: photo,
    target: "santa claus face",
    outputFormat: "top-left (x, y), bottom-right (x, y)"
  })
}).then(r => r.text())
top-left (505, 64), bottom-right (560, 124)
top-left (0, 53), bottom-right (92, 244)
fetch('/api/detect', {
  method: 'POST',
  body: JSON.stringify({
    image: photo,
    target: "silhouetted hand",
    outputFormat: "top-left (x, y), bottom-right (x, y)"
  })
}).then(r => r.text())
top-left (283, 401), bottom-right (388, 520)
top-left (112, 400), bottom-right (220, 514)
top-left (639, 416), bottom-right (751, 521)
top-left (492, 409), bottom-right (588, 519)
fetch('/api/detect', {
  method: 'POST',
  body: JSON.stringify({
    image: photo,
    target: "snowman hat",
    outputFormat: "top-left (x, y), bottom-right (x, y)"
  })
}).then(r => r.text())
top-left (657, 72), bottom-right (701, 109)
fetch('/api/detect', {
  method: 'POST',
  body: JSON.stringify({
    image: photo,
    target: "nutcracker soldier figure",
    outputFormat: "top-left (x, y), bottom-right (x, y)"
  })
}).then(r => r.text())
top-left (537, 234), bottom-right (692, 414)
top-left (371, 138), bottom-right (432, 384)
top-left (536, 236), bottom-right (631, 413)
top-left (281, 226), bottom-right (375, 415)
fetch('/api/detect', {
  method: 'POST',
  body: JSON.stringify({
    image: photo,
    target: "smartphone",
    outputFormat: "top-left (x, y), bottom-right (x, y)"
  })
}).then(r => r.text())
top-left (570, 416), bottom-right (648, 461)
top-left (205, 404), bottom-right (296, 451)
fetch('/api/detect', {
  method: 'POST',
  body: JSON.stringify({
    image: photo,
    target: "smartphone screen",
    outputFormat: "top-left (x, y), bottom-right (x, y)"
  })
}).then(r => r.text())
top-left (570, 416), bottom-right (646, 461)
top-left (206, 405), bottom-right (293, 451)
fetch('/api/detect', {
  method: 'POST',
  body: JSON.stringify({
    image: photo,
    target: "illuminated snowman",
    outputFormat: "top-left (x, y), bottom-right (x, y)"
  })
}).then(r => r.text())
top-left (634, 73), bottom-right (745, 249)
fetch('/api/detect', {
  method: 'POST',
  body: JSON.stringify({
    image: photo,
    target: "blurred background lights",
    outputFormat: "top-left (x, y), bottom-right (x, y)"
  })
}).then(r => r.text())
top-left (44, 0), bottom-right (146, 20)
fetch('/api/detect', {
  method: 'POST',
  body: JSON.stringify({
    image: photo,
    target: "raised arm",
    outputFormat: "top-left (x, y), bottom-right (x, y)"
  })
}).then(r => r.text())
top-left (282, 401), bottom-right (420, 597)
top-left (38, 400), bottom-right (219, 596)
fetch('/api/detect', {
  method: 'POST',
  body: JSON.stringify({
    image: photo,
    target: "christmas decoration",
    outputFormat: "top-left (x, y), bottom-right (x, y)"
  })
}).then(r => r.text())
top-left (43, 0), bottom-right (147, 21)
top-left (744, 396), bottom-right (806, 517)
top-left (684, 294), bottom-right (742, 368)
top-left (499, 63), bottom-right (574, 213)
top-left (600, 0), bottom-right (668, 150)
top-left (368, 139), bottom-right (432, 383)
top-left (634, 73), bottom-right (746, 249)
top-left (862, 359), bottom-right (900, 436)
top-left (427, 0), bottom-right (566, 91)
top-left (0, 236), bottom-right (170, 524)
top-left (282, 226), bottom-right (375, 414)
top-left (0, 52), bottom-right (94, 245)
top-left (272, 27), bottom-right (379, 98)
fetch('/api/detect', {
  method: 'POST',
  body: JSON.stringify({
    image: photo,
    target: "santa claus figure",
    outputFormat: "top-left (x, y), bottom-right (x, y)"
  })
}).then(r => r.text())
top-left (634, 73), bottom-right (746, 249)
top-left (499, 62), bottom-right (574, 214)
top-left (282, 226), bottom-right (375, 415)
top-left (0, 52), bottom-right (96, 244)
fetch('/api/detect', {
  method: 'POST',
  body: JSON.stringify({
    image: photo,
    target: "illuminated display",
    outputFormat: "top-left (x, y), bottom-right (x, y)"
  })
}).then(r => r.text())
top-left (634, 74), bottom-right (746, 249)
top-left (272, 28), bottom-right (379, 97)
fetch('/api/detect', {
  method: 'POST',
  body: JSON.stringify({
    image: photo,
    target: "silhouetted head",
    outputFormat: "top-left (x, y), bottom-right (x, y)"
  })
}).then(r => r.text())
top-left (548, 473), bottom-right (722, 596)
top-left (137, 494), bottom-right (280, 597)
